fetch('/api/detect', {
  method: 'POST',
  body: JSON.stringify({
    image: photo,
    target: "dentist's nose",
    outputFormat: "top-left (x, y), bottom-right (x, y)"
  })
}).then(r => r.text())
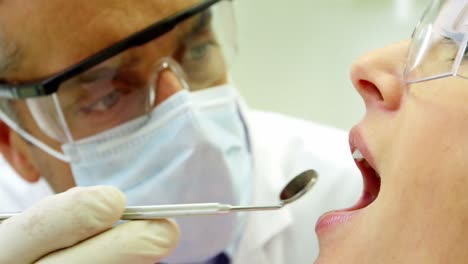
top-left (153, 69), bottom-right (185, 106)
top-left (350, 40), bottom-right (409, 112)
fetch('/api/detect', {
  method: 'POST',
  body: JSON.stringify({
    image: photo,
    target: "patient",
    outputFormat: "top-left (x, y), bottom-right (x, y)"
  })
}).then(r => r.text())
top-left (314, 0), bottom-right (468, 263)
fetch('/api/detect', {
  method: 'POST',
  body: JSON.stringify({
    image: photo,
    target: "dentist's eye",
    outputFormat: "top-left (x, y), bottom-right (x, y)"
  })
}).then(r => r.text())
top-left (179, 11), bottom-right (217, 64)
top-left (175, 11), bottom-right (226, 90)
top-left (83, 90), bottom-right (121, 113)
top-left (184, 42), bottom-right (218, 64)
top-left (186, 43), bottom-right (210, 61)
top-left (180, 41), bottom-right (221, 73)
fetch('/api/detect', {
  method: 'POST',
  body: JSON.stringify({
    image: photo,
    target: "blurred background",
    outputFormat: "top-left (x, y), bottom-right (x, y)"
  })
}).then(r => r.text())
top-left (231, 0), bottom-right (429, 130)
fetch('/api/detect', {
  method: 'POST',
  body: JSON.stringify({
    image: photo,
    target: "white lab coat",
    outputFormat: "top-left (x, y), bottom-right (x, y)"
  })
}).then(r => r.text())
top-left (232, 110), bottom-right (361, 264)
top-left (0, 110), bottom-right (362, 264)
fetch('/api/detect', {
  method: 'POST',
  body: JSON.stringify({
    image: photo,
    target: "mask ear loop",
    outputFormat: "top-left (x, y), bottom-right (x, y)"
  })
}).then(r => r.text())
top-left (0, 106), bottom-right (71, 162)
top-left (0, 94), bottom-right (74, 162)
top-left (47, 93), bottom-right (77, 162)
top-left (51, 94), bottom-right (74, 143)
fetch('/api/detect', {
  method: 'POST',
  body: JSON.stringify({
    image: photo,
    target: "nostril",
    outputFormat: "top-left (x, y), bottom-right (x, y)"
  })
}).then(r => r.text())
top-left (350, 42), bottom-right (406, 111)
top-left (359, 80), bottom-right (384, 102)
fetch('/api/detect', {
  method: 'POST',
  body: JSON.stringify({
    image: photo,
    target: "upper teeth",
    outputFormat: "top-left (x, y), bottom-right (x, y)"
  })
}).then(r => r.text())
top-left (353, 150), bottom-right (365, 161)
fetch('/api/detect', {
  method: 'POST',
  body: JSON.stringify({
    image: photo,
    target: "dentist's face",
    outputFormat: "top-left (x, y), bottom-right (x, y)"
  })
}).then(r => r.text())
top-left (0, 0), bottom-right (227, 192)
top-left (314, 39), bottom-right (468, 263)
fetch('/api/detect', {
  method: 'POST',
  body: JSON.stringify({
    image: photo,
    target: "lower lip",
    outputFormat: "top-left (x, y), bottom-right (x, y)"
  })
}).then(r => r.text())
top-left (315, 210), bottom-right (361, 234)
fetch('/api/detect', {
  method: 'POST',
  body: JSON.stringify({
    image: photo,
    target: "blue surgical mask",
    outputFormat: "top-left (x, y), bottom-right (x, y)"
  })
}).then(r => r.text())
top-left (62, 84), bottom-right (252, 263)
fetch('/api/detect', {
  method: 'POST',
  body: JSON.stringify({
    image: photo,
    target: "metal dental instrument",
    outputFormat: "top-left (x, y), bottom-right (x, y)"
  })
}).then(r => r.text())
top-left (0, 170), bottom-right (317, 222)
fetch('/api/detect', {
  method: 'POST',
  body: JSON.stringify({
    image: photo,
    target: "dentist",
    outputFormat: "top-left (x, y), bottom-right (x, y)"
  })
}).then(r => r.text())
top-left (0, 0), bottom-right (361, 263)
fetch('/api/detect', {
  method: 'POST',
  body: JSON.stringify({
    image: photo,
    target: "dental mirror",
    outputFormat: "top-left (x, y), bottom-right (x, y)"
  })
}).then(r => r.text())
top-left (122, 169), bottom-right (318, 219)
top-left (0, 170), bottom-right (318, 222)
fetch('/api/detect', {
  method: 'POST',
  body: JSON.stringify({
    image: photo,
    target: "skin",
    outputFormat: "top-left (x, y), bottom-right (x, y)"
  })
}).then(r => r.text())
top-left (6, 1), bottom-right (468, 262)
top-left (315, 39), bottom-right (468, 263)
top-left (0, 0), bottom-right (227, 192)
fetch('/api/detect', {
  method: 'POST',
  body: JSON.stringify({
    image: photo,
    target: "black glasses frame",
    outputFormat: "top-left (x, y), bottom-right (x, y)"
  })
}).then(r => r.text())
top-left (0, 0), bottom-right (226, 99)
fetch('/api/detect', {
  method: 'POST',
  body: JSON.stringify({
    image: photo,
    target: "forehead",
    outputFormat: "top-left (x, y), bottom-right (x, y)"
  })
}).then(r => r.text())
top-left (0, 0), bottom-right (200, 80)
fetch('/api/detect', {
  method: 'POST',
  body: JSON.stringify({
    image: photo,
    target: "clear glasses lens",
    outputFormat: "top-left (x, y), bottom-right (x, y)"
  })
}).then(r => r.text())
top-left (405, 0), bottom-right (468, 84)
top-left (0, 0), bottom-right (236, 154)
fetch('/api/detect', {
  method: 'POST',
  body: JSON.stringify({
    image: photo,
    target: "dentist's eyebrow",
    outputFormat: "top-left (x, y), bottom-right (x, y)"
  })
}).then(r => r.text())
top-left (189, 10), bottom-right (212, 35)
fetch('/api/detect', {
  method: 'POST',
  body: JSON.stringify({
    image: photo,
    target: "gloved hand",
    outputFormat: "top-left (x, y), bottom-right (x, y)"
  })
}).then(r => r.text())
top-left (0, 186), bottom-right (180, 264)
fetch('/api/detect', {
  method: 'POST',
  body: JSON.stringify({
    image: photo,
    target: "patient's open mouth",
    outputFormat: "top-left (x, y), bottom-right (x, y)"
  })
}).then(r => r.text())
top-left (315, 131), bottom-right (381, 234)
top-left (348, 149), bottom-right (381, 211)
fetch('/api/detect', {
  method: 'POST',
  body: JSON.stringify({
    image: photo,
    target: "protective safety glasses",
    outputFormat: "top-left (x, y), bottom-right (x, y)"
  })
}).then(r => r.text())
top-left (405, 0), bottom-right (468, 83)
top-left (0, 0), bottom-right (236, 161)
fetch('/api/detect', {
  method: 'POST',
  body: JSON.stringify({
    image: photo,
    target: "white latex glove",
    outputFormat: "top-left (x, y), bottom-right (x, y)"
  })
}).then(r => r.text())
top-left (0, 186), bottom-right (180, 264)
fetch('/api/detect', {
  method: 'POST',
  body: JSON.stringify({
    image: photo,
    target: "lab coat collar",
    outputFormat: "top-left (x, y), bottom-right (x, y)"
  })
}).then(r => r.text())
top-left (234, 93), bottom-right (293, 260)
